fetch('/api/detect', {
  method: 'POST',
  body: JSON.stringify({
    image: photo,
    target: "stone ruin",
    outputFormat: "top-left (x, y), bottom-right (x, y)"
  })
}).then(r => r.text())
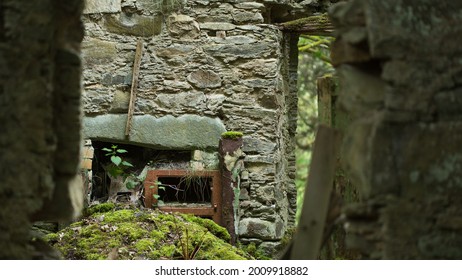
top-left (80, 0), bottom-right (333, 253)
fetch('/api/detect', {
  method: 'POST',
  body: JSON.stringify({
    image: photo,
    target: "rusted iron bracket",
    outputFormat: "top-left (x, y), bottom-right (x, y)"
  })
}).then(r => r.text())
top-left (125, 39), bottom-right (143, 137)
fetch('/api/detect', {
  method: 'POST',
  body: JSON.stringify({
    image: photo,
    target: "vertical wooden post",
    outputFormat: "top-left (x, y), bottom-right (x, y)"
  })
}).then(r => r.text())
top-left (290, 125), bottom-right (342, 259)
top-left (218, 135), bottom-right (244, 245)
top-left (125, 39), bottom-right (143, 137)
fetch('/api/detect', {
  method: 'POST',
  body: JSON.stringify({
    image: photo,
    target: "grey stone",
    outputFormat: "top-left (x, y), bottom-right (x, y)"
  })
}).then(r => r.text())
top-left (104, 13), bottom-right (162, 37)
top-left (365, 1), bottom-right (462, 58)
top-left (212, 35), bottom-right (257, 45)
top-left (101, 73), bottom-right (131, 86)
top-left (187, 69), bottom-right (222, 88)
top-left (137, 0), bottom-right (186, 14)
top-left (235, 2), bottom-right (266, 10)
top-left (232, 10), bottom-right (264, 24)
top-left (199, 22), bottom-right (236, 31)
top-left (155, 44), bottom-right (195, 58)
top-left (83, 88), bottom-right (113, 114)
top-left (204, 43), bottom-right (274, 61)
top-left (82, 38), bottom-right (117, 65)
top-left (83, 0), bottom-right (121, 14)
top-left (196, 15), bottom-right (234, 23)
top-left (167, 14), bottom-right (201, 39)
top-left (419, 232), bottom-right (462, 259)
top-left (238, 59), bottom-right (278, 77)
top-left (163, 80), bottom-right (192, 90)
top-left (83, 114), bottom-right (226, 149)
top-left (435, 87), bottom-right (462, 121)
top-left (155, 91), bottom-right (206, 112)
top-left (109, 90), bottom-right (130, 113)
top-left (238, 218), bottom-right (278, 240)
top-left (243, 137), bottom-right (276, 153)
top-left (242, 78), bottom-right (274, 89)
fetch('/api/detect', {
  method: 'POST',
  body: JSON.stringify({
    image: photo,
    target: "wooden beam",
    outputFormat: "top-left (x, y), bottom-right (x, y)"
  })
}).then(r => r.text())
top-left (290, 125), bottom-right (342, 259)
top-left (125, 39), bottom-right (143, 137)
top-left (276, 14), bottom-right (334, 36)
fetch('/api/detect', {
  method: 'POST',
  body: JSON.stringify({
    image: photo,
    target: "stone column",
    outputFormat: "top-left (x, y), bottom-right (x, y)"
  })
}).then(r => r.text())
top-left (0, 0), bottom-right (84, 259)
top-left (330, 0), bottom-right (462, 259)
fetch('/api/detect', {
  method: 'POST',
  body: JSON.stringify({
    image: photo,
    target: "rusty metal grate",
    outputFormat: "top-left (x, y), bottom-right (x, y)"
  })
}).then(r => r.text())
top-left (144, 169), bottom-right (222, 225)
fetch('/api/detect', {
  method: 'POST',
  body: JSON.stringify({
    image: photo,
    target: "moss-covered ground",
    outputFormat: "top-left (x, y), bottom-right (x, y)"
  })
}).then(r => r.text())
top-left (45, 203), bottom-right (253, 260)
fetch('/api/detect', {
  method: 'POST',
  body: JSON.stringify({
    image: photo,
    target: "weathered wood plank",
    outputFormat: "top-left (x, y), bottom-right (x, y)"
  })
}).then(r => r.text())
top-left (276, 14), bottom-right (334, 36)
top-left (290, 125), bottom-right (342, 259)
top-left (125, 39), bottom-right (143, 136)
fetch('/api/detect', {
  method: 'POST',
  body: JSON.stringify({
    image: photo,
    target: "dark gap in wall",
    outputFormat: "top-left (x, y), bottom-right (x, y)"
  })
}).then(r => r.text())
top-left (0, 0), bottom-right (4, 42)
top-left (157, 176), bottom-right (212, 204)
top-left (90, 140), bottom-right (192, 201)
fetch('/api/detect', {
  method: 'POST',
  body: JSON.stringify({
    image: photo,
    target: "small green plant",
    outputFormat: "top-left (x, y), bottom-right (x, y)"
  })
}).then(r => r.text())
top-left (221, 131), bottom-right (243, 140)
top-left (150, 182), bottom-right (165, 207)
top-left (102, 145), bottom-right (133, 177)
top-left (172, 215), bottom-right (208, 260)
top-left (102, 145), bottom-right (143, 190)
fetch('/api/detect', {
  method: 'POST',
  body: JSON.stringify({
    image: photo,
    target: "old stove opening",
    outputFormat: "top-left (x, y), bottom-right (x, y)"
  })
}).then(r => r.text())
top-left (157, 176), bottom-right (212, 205)
top-left (144, 169), bottom-right (222, 224)
top-left (84, 140), bottom-right (222, 224)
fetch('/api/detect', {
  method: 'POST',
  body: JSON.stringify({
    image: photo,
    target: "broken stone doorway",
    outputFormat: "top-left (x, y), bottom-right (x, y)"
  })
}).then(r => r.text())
top-left (295, 35), bottom-right (359, 259)
top-left (295, 35), bottom-right (335, 223)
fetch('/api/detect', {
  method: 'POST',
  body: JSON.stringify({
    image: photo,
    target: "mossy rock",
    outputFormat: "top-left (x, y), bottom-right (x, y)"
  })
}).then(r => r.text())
top-left (221, 131), bottom-right (243, 140)
top-left (45, 203), bottom-right (252, 260)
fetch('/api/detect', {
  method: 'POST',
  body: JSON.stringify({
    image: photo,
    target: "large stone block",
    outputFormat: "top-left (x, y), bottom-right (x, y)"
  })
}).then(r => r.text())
top-left (395, 122), bottom-right (462, 198)
top-left (83, 114), bottom-right (226, 149)
top-left (81, 38), bottom-right (117, 65)
top-left (204, 42), bottom-right (275, 62)
top-left (167, 14), bottom-right (200, 39)
top-left (83, 0), bottom-right (121, 14)
top-left (364, 0), bottom-right (462, 58)
top-left (187, 69), bottom-right (221, 88)
top-left (238, 218), bottom-right (284, 240)
top-left (104, 13), bottom-right (162, 37)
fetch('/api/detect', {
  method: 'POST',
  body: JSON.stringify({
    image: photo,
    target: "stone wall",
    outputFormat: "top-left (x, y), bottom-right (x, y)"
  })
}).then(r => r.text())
top-left (330, 0), bottom-right (462, 259)
top-left (0, 0), bottom-right (84, 259)
top-left (80, 0), bottom-right (329, 252)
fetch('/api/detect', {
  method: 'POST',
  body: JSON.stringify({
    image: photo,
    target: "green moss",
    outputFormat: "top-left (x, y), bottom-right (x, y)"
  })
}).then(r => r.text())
top-left (87, 253), bottom-right (106, 260)
top-left (240, 242), bottom-right (271, 260)
top-left (221, 131), bottom-right (243, 140)
top-left (104, 209), bottom-right (135, 223)
top-left (135, 238), bottom-right (156, 252)
top-left (159, 244), bottom-right (176, 258)
top-left (43, 233), bottom-right (58, 243)
top-left (150, 230), bottom-right (165, 240)
top-left (45, 206), bottom-right (251, 260)
top-left (280, 226), bottom-right (296, 248)
top-left (111, 222), bottom-right (148, 242)
top-left (182, 214), bottom-right (230, 242)
top-left (85, 202), bottom-right (116, 216)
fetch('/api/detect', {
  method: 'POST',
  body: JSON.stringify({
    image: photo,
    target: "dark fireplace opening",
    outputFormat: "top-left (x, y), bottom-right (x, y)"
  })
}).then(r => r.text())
top-left (157, 176), bottom-right (212, 205)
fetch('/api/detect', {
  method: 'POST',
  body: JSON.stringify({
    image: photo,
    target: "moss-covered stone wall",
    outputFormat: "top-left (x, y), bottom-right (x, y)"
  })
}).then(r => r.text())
top-left (330, 0), bottom-right (462, 259)
top-left (0, 0), bottom-right (84, 259)
top-left (80, 0), bottom-right (331, 253)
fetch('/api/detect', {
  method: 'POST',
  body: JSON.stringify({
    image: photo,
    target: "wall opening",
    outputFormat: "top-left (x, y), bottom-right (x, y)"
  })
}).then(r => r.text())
top-left (157, 176), bottom-right (212, 204)
top-left (144, 169), bottom-right (222, 224)
top-left (84, 140), bottom-right (222, 224)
